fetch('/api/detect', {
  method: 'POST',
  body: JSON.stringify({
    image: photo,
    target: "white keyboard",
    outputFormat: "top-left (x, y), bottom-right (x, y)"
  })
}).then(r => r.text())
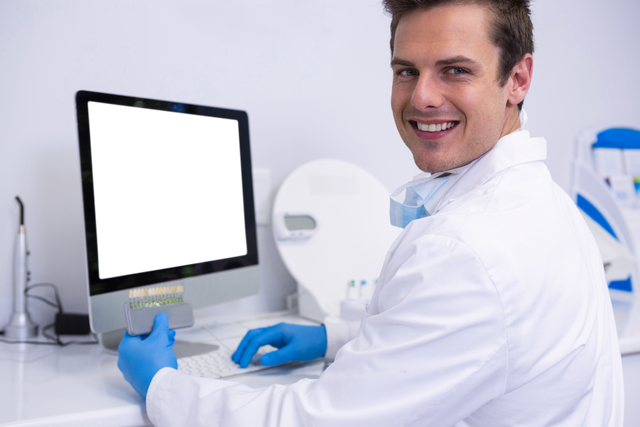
top-left (177, 345), bottom-right (277, 379)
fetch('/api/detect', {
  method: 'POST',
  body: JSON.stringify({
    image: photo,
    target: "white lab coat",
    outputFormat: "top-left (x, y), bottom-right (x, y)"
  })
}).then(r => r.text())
top-left (146, 128), bottom-right (624, 426)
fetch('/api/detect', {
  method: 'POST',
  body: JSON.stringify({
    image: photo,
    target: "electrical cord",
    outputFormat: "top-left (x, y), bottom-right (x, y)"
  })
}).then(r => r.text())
top-left (0, 282), bottom-right (98, 346)
top-left (26, 294), bottom-right (60, 310)
top-left (41, 323), bottom-right (98, 346)
top-left (25, 282), bottom-right (63, 312)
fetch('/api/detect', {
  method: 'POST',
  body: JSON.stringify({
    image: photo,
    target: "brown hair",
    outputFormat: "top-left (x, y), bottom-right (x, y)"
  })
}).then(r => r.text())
top-left (383, 0), bottom-right (534, 109)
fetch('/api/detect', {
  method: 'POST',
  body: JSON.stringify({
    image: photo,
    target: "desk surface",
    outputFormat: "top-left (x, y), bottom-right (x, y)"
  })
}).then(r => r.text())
top-left (0, 311), bottom-right (323, 427)
top-left (6, 310), bottom-right (640, 427)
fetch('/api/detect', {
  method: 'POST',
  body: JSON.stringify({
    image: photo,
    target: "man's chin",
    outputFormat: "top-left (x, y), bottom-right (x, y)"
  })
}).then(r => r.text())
top-left (413, 153), bottom-right (471, 174)
top-left (413, 157), bottom-right (448, 174)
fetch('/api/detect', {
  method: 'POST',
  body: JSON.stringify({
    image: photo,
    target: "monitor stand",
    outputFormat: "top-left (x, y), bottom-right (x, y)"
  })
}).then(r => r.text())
top-left (98, 328), bottom-right (218, 357)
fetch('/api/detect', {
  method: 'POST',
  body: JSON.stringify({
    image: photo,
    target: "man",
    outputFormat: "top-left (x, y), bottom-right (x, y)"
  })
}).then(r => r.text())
top-left (118, 1), bottom-right (624, 425)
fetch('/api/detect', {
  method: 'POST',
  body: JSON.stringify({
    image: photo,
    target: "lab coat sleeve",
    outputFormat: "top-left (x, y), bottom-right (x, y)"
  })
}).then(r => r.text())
top-left (146, 234), bottom-right (508, 427)
top-left (323, 318), bottom-right (361, 361)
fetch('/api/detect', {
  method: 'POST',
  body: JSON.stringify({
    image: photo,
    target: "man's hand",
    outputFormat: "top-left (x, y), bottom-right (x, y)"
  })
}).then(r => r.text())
top-left (232, 323), bottom-right (327, 368)
top-left (117, 312), bottom-right (178, 399)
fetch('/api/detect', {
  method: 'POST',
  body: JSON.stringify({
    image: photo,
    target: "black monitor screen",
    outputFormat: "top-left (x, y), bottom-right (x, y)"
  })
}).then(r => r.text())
top-left (76, 91), bottom-right (258, 296)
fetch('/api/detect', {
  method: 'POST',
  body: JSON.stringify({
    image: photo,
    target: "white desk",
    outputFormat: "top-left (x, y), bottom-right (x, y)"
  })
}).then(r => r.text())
top-left (0, 311), bottom-right (324, 427)
top-left (4, 311), bottom-right (640, 426)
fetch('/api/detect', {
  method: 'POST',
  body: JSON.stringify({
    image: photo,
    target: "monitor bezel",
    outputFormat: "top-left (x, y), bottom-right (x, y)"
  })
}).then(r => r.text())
top-left (76, 90), bottom-right (258, 297)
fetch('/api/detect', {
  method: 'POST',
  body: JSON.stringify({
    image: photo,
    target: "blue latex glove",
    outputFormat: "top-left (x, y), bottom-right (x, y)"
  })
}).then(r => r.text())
top-left (117, 312), bottom-right (178, 399)
top-left (232, 322), bottom-right (327, 368)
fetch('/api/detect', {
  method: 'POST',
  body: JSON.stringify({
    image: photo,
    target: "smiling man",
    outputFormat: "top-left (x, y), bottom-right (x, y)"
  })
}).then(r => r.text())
top-left (118, 1), bottom-right (624, 426)
top-left (390, 3), bottom-right (529, 173)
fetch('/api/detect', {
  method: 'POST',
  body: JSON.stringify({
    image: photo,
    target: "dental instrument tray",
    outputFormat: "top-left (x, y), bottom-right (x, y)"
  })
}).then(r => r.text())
top-left (123, 285), bottom-right (194, 336)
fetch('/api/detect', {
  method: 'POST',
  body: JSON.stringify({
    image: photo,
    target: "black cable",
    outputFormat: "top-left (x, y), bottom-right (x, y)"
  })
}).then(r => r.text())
top-left (26, 294), bottom-right (60, 310)
top-left (25, 283), bottom-right (63, 313)
top-left (42, 323), bottom-right (98, 346)
top-left (0, 338), bottom-right (61, 345)
top-left (42, 323), bottom-right (59, 343)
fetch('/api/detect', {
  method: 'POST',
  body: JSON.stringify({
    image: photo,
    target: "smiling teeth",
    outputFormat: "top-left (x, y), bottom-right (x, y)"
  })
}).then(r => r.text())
top-left (417, 122), bottom-right (456, 132)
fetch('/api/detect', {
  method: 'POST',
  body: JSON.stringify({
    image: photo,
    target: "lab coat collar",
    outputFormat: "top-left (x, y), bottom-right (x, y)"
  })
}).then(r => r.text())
top-left (431, 126), bottom-right (547, 215)
top-left (421, 157), bottom-right (480, 215)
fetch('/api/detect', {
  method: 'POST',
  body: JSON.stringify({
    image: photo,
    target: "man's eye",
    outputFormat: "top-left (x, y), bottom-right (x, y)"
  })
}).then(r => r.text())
top-left (399, 69), bottom-right (418, 77)
top-left (447, 67), bottom-right (468, 75)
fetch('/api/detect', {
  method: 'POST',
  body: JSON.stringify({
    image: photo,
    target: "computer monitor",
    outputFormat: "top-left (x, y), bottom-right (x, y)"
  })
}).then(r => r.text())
top-left (75, 91), bottom-right (259, 350)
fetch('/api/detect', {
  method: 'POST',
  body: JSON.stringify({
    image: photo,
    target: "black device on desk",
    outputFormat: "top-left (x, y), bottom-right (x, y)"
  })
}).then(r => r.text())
top-left (75, 91), bottom-right (260, 351)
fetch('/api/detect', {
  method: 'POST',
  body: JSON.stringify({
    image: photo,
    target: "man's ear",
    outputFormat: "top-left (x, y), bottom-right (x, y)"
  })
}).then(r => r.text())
top-left (507, 54), bottom-right (533, 107)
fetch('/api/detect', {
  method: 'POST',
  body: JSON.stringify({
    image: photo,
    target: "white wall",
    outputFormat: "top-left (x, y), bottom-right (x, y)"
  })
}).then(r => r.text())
top-left (1, 0), bottom-right (639, 331)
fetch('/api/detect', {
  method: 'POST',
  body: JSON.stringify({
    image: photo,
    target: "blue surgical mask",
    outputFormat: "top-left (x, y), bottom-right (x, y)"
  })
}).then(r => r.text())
top-left (389, 174), bottom-right (450, 228)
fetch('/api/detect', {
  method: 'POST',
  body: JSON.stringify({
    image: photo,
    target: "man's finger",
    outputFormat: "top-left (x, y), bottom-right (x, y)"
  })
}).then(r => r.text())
top-left (239, 329), bottom-right (279, 368)
top-left (260, 345), bottom-right (298, 366)
top-left (232, 328), bottom-right (265, 364)
top-left (151, 312), bottom-right (170, 336)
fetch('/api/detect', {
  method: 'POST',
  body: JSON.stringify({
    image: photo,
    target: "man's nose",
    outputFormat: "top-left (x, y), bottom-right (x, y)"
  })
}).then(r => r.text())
top-left (410, 74), bottom-right (443, 111)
